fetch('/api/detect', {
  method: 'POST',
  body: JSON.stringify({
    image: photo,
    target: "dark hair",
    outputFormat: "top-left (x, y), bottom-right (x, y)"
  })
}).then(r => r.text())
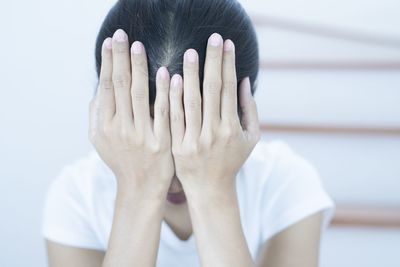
top-left (94, 0), bottom-right (259, 119)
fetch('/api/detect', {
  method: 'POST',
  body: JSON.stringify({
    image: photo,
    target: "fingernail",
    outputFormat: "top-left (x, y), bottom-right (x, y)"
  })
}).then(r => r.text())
top-left (185, 49), bottom-right (197, 63)
top-left (131, 41), bottom-right (143, 54)
top-left (159, 67), bottom-right (168, 80)
top-left (104, 38), bottom-right (112, 50)
top-left (114, 29), bottom-right (126, 42)
top-left (224, 39), bottom-right (234, 52)
top-left (209, 33), bottom-right (222, 46)
top-left (172, 74), bottom-right (181, 88)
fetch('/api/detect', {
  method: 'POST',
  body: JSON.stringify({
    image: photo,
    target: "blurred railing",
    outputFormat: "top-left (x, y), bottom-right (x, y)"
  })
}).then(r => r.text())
top-left (260, 123), bottom-right (400, 136)
top-left (253, 14), bottom-right (400, 228)
top-left (261, 124), bottom-right (400, 228)
top-left (260, 60), bottom-right (400, 70)
top-left (332, 205), bottom-right (400, 228)
top-left (251, 14), bottom-right (400, 49)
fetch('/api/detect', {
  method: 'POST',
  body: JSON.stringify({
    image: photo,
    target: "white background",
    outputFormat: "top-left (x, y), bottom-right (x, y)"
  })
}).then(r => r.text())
top-left (1, 0), bottom-right (399, 266)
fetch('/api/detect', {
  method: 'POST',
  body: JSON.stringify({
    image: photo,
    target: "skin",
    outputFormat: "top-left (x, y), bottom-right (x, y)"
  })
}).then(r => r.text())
top-left (46, 29), bottom-right (324, 267)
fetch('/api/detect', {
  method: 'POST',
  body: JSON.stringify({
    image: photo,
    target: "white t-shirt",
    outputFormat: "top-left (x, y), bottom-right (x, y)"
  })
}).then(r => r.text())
top-left (42, 139), bottom-right (335, 265)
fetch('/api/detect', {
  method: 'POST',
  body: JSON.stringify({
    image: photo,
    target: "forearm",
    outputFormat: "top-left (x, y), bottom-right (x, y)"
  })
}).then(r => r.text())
top-left (102, 179), bottom-right (167, 267)
top-left (184, 180), bottom-right (256, 267)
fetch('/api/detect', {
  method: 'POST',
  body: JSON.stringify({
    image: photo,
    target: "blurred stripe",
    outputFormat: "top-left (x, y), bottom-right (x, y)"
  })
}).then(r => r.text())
top-left (260, 123), bottom-right (400, 136)
top-left (332, 205), bottom-right (400, 228)
top-left (260, 60), bottom-right (400, 70)
top-left (251, 14), bottom-right (400, 49)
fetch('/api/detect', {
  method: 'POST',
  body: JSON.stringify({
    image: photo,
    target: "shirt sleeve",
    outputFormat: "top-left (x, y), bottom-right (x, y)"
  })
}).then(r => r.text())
top-left (41, 162), bottom-right (103, 250)
top-left (259, 141), bottom-right (335, 242)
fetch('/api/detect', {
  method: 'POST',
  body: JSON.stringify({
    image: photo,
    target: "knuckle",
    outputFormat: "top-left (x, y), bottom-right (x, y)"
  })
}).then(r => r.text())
top-left (185, 143), bottom-right (200, 155)
top-left (100, 77), bottom-right (113, 90)
top-left (223, 80), bottom-right (237, 92)
top-left (185, 97), bottom-right (201, 110)
top-left (223, 80), bottom-right (237, 93)
top-left (225, 117), bottom-right (241, 128)
top-left (89, 126), bottom-right (106, 144)
top-left (155, 105), bottom-right (169, 117)
top-left (112, 73), bottom-right (131, 89)
top-left (101, 123), bottom-right (113, 138)
top-left (148, 142), bottom-right (162, 154)
top-left (118, 124), bottom-right (134, 143)
top-left (135, 134), bottom-right (145, 146)
top-left (170, 111), bottom-right (183, 122)
top-left (132, 89), bottom-right (147, 101)
top-left (220, 126), bottom-right (237, 142)
top-left (204, 79), bottom-right (222, 95)
top-left (201, 132), bottom-right (215, 148)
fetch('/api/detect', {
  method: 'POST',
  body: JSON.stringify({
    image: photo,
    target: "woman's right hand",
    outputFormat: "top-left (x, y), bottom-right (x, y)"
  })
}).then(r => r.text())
top-left (88, 29), bottom-right (176, 193)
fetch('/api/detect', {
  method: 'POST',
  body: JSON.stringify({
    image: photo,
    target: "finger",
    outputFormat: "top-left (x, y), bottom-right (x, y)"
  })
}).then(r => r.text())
top-left (183, 49), bottom-right (201, 141)
top-left (221, 39), bottom-right (240, 126)
top-left (112, 29), bottom-right (133, 123)
top-left (239, 77), bottom-right (260, 141)
top-left (97, 37), bottom-right (115, 123)
top-left (88, 93), bottom-right (100, 140)
top-left (154, 66), bottom-right (171, 141)
top-left (202, 33), bottom-right (223, 131)
top-left (130, 40), bottom-right (151, 132)
top-left (169, 74), bottom-right (184, 146)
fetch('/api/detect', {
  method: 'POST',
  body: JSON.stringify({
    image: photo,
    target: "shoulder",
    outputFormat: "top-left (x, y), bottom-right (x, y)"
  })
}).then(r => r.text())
top-left (240, 138), bottom-right (304, 186)
top-left (46, 150), bottom-right (115, 198)
top-left (240, 139), bottom-right (335, 242)
top-left (243, 138), bottom-right (325, 190)
top-left (244, 138), bottom-right (299, 169)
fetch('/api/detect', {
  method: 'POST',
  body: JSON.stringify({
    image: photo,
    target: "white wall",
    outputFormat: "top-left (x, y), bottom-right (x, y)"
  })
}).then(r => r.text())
top-left (1, 0), bottom-right (399, 266)
top-left (1, 0), bottom-right (115, 266)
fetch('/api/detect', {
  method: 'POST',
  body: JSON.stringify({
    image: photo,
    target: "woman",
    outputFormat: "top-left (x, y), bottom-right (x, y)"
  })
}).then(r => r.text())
top-left (42, 0), bottom-right (335, 266)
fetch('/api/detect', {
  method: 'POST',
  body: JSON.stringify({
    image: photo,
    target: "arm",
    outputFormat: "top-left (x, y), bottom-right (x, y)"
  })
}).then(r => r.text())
top-left (46, 241), bottom-right (104, 267)
top-left (45, 181), bottom-right (167, 267)
top-left (46, 29), bottom-right (174, 267)
top-left (184, 179), bottom-right (255, 267)
top-left (256, 211), bottom-right (323, 267)
top-left (92, 29), bottom-right (173, 267)
top-left (169, 33), bottom-right (325, 267)
top-left (184, 189), bottom-right (324, 267)
top-left (168, 33), bottom-right (260, 267)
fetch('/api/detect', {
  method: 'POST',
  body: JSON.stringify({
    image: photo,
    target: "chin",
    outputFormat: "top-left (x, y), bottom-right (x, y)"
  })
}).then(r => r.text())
top-left (166, 190), bottom-right (187, 204)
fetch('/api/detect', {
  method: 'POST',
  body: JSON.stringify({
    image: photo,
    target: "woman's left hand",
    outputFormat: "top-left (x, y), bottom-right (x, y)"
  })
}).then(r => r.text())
top-left (169, 33), bottom-right (261, 193)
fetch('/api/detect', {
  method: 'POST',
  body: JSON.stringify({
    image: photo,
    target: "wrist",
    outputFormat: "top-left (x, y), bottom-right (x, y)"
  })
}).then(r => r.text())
top-left (183, 177), bottom-right (237, 207)
top-left (116, 177), bottom-right (170, 207)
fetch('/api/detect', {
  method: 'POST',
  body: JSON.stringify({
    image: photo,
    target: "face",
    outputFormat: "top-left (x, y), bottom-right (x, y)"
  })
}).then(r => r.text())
top-left (150, 104), bottom-right (186, 204)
